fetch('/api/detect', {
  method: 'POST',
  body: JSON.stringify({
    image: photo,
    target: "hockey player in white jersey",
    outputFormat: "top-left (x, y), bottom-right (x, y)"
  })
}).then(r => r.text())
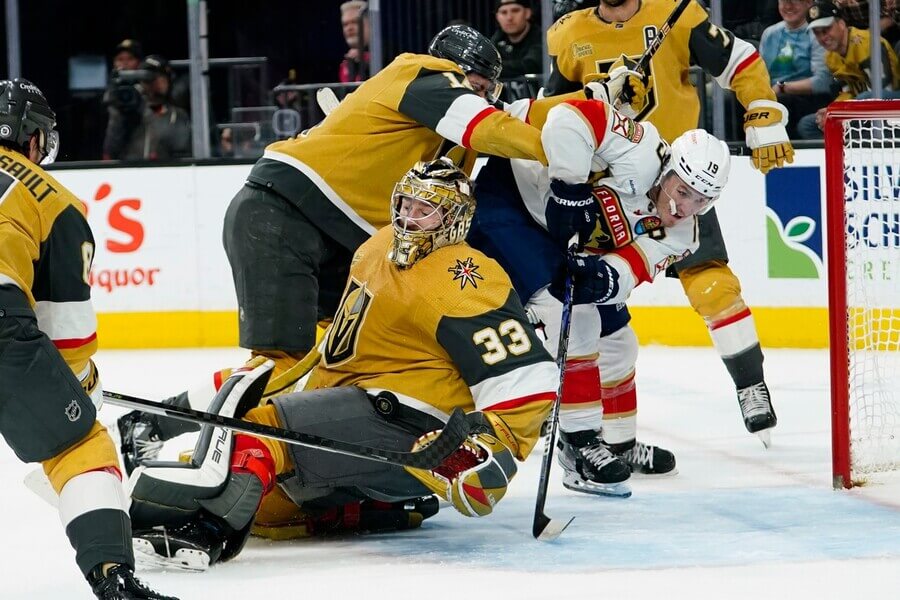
top-left (468, 78), bottom-right (730, 497)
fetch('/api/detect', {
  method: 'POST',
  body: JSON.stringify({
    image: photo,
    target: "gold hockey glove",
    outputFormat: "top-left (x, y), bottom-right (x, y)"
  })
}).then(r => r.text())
top-left (79, 359), bottom-right (103, 408)
top-left (612, 54), bottom-right (649, 117)
top-left (406, 412), bottom-right (518, 517)
top-left (743, 99), bottom-right (794, 174)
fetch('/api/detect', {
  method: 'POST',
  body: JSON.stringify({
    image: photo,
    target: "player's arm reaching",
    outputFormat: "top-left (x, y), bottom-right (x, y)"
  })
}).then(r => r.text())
top-left (686, 11), bottom-right (793, 173)
top-left (395, 64), bottom-right (549, 165)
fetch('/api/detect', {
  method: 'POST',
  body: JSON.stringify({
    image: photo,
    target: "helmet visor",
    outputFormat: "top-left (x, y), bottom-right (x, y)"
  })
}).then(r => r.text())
top-left (40, 129), bottom-right (60, 165)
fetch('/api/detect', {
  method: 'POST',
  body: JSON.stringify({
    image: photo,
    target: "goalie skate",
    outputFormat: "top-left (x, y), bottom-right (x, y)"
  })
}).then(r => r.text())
top-left (133, 518), bottom-right (226, 573)
top-left (557, 430), bottom-right (632, 498)
top-left (737, 381), bottom-right (777, 448)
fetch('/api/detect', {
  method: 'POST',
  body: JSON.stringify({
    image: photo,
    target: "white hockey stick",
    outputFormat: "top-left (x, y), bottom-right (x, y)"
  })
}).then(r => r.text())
top-left (316, 87), bottom-right (341, 116)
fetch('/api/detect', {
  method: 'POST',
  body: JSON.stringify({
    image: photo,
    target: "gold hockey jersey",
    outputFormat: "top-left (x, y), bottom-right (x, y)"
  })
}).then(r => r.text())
top-left (307, 227), bottom-right (558, 459)
top-left (825, 27), bottom-right (900, 100)
top-left (0, 147), bottom-right (97, 374)
top-left (545, 0), bottom-right (775, 142)
top-left (249, 53), bottom-right (547, 251)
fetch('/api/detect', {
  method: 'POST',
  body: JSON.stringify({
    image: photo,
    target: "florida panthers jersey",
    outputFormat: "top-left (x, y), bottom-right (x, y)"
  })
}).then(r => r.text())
top-left (545, 0), bottom-right (774, 142)
top-left (306, 227), bottom-right (558, 459)
top-left (511, 99), bottom-right (699, 303)
top-left (0, 146), bottom-right (97, 376)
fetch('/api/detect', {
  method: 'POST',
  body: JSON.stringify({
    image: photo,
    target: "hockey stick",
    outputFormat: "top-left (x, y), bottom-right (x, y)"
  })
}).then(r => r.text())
top-left (102, 390), bottom-right (468, 470)
top-left (532, 239), bottom-right (578, 540)
top-left (614, 0), bottom-right (691, 109)
top-left (316, 87), bottom-right (341, 116)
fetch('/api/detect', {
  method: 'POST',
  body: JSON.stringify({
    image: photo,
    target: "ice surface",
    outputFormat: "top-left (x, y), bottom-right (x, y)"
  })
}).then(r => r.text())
top-left (4, 346), bottom-right (900, 599)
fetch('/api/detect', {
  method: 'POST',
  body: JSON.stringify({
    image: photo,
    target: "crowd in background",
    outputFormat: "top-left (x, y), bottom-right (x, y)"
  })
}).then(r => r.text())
top-left (93, 0), bottom-right (900, 161)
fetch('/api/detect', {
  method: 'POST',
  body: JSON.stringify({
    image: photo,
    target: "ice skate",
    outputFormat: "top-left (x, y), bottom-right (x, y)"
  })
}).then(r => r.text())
top-left (737, 381), bottom-right (777, 448)
top-left (88, 563), bottom-right (179, 599)
top-left (557, 430), bottom-right (632, 498)
top-left (609, 440), bottom-right (677, 477)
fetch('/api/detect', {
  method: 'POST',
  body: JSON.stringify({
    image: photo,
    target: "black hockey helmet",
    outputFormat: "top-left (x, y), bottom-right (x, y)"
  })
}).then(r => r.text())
top-left (428, 25), bottom-right (503, 89)
top-left (0, 78), bottom-right (59, 164)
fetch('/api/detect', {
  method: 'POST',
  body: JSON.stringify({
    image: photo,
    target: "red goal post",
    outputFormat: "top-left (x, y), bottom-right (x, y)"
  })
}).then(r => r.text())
top-left (825, 100), bottom-right (900, 490)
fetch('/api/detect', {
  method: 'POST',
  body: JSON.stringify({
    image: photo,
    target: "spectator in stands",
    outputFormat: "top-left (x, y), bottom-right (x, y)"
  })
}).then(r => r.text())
top-left (492, 0), bottom-right (542, 79)
top-left (760, 0), bottom-right (836, 137)
top-left (106, 54), bottom-right (192, 160)
top-left (836, 0), bottom-right (899, 46)
top-left (103, 39), bottom-right (144, 159)
top-left (339, 1), bottom-right (369, 82)
top-left (798, 0), bottom-right (900, 139)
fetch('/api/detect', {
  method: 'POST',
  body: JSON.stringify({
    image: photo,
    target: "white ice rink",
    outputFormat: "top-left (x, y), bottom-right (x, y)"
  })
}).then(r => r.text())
top-left (5, 346), bottom-right (900, 600)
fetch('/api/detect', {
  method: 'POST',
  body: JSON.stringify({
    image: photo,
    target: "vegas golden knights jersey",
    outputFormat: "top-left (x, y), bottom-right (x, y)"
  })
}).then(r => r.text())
top-left (826, 27), bottom-right (900, 99)
top-left (0, 146), bottom-right (97, 375)
top-left (545, 0), bottom-right (775, 142)
top-left (248, 53), bottom-right (547, 252)
top-left (307, 227), bottom-right (558, 459)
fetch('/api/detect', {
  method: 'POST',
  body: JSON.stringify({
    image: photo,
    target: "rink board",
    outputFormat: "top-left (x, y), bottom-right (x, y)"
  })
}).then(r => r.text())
top-left (49, 149), bottom-right (864, 348)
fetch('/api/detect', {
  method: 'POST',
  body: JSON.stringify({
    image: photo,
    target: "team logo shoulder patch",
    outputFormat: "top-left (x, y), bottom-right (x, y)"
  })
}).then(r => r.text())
top-left (324, 278), bottom-right (374, 365)
top-left (448, 257), bottom-right (484, 290)
top-left (611, 111), bottom-right (644, 144)
top-left (634, 216), bottom-right (663, 235)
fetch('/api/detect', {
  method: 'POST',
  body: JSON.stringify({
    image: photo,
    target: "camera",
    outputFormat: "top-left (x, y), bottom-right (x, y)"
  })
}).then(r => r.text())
top-left (106, 69), bottom-right (154, 112)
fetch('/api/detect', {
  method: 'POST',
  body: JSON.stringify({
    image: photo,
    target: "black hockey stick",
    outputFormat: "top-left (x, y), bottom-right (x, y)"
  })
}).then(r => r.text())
top-left (615, 0), bottom-right (692, 109)
top-left (532, 241), bottom-right (578, 540)
top-left (102, 390), bottom-right (468, 470)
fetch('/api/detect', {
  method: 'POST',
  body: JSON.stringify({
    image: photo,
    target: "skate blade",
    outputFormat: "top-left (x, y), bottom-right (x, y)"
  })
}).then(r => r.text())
top-left (756, 429), bottom-right (773, 449)
top-left (630, 467), bottom-right (679, 479)
top-left (133, 538), bottom-right (210, 572)
top-left (562, 473), bottom-right (632, 498)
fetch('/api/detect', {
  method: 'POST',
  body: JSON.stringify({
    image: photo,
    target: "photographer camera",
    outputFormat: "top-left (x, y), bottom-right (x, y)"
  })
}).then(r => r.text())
top-left (102, 53), bottom-right (191, 161)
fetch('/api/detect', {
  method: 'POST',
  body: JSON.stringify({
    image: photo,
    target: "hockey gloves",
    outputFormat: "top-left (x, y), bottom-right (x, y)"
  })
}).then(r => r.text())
top-left (406, 412), bottom-right (518, 518)
top-left (744, 99), bottom-right (794, 174)
top-left (545, 179), bottom-right (599, 251)
top-left (583, 55), bottom-right (647, 119)
top-left (551, 254), bottom-right (620, 305)
top-left (79, 359), bottom-right (103, 408)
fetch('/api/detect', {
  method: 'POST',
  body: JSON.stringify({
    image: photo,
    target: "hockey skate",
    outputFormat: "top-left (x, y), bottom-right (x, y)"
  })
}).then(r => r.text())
top-left (609, 440), bottom-right (677, 477)
top-left (87, 563), bottom-right (179, 599)
top-left (557, 430), bottom-right (632, 498)
top-left (118, 410), bottom-right (164, 476)
top-left (737, 381), bottom-right (777, 448)
top-left (133, 513), bottom-right (231, 572)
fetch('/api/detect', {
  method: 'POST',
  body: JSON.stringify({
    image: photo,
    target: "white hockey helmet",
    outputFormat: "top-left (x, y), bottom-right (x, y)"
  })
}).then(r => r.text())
top-left (665, 129), bottom-right (731, 206)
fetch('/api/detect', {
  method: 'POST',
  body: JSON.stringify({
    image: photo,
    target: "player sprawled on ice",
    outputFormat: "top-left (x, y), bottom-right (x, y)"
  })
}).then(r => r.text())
top-left (116, 25), bottom-right (584, 474)
top-left (126, 160), bottom-right (559, 571)
top-left (0, 79), bottom-right (177, 599)
top-left (545, 0), bottom-right (790, 446)
top-left (468, 76), bottom-right (731, 497)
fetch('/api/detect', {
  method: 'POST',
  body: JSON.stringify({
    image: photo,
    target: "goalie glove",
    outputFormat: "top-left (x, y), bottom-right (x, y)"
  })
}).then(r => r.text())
top-left (743, 99), bottom-right (795, 174)
top-left (405, 412), bottom-right (518, 518)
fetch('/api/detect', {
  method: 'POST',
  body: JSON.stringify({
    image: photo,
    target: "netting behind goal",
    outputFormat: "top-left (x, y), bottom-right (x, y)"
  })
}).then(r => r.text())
top-left (825, 101), bottom-right (900, 489)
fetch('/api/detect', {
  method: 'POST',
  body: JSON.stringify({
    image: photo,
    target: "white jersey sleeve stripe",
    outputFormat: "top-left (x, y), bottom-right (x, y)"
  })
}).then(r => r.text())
top-left (34, 299), bottom-right (97, 347)
top-left (469, 362), bottom-right (559, 413)
top-left (435, 94), bottom-right (497, 146)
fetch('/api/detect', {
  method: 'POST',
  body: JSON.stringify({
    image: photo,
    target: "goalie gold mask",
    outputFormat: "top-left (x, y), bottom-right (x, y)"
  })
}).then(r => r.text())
top-left (389, 159), bottom-right (476, 268)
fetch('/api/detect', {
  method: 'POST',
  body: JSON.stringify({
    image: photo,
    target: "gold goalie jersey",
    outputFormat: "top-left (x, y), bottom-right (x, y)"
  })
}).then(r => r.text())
top-left (307, 227), bottom-right (558, 459)
top-left (0, 146), bottom-right (97, 375)
top-left (248, 53), bottom-right (547, 251)
top-left (545, 0), bottom-right (776, 142)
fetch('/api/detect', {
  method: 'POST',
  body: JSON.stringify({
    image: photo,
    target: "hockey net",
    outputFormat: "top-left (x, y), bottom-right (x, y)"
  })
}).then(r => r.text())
top-left (825, 100), bottom-right (900, 489)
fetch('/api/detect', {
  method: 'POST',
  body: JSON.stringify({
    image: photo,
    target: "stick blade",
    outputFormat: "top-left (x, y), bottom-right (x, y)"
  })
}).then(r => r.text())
top-left (533, 513), bottom-right (574, 541)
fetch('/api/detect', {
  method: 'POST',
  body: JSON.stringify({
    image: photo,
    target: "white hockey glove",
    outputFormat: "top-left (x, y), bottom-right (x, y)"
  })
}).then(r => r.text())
top-left (584, 56), bottom-right (646, 119)
top-left (743, 99), bottom-right (794, 174)
top-left (405, 412), bottom-right (518, 518)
